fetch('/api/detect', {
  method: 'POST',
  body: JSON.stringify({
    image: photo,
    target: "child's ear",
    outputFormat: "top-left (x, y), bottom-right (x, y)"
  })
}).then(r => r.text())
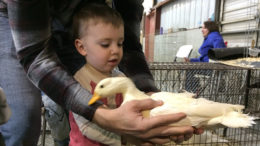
top-left (75, 39), bottom-right (87, 56)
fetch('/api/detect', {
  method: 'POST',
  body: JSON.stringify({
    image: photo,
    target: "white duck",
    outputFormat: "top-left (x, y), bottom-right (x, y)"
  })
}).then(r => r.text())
top-left (88, 77), bottom-right (255, 128)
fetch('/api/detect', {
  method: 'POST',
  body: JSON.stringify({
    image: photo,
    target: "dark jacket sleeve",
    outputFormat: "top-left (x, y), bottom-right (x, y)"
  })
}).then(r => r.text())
top-left (6, 0), bottom-right (102, 121)
top-left (113, 0), bottom-right (159, 92)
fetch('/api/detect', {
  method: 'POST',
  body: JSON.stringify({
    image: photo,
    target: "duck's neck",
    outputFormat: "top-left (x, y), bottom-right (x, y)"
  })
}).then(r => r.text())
top-left (122, 86), bottom-right (150, 105)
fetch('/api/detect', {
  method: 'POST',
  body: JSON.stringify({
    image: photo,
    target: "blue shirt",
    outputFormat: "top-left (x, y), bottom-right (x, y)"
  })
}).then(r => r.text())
top-left (190, 31), bottom-right (226, 62)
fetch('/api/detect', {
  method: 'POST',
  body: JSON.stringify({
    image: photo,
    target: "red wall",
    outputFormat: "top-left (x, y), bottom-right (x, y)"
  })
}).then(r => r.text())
top-left (144, 11), bottom-right (155, 62)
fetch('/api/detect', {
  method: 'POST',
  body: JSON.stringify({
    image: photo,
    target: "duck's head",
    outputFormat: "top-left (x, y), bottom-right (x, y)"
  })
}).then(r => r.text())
top-left (88, 77), bottom-right (135, 105)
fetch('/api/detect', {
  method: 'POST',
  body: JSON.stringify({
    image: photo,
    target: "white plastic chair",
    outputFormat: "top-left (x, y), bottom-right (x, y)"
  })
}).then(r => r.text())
top-left (174, 45), bottom-right (193, 62)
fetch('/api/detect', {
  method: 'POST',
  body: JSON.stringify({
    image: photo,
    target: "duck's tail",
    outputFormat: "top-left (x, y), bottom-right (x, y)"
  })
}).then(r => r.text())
top-left (221, 111), bottom-right (256, 128)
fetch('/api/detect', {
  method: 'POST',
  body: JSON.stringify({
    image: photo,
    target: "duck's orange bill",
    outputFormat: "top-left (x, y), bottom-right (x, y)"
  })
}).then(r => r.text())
top-left (88, 92), bottom-right (101, 105)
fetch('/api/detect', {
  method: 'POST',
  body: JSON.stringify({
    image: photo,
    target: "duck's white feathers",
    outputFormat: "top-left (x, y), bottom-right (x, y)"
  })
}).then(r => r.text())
top-left (93, 77), bottom-right (256, 128)
top-left (149, 92), bottom-right (254, 128)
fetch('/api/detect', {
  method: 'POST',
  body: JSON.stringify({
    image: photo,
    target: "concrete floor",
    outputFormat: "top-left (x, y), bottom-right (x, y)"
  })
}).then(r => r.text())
top-left (38, 133), bottom-right (54, 146)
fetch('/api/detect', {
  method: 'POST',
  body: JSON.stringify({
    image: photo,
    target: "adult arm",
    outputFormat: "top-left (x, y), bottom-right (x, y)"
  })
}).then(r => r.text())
top-left (6, 0), bottom-right (101, 121)
top-left (189, 58), bottom-right (201, 62)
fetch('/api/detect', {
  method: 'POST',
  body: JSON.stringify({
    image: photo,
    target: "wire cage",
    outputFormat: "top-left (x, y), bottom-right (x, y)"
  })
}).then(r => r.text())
top-left (149, 62), bottom-right (260, 146)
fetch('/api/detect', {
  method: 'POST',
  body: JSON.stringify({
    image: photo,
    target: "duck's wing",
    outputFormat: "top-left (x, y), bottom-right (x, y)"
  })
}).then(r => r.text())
top-left (150, 92), bottom-right (252, 127)
top-left (149, 101), bottom-right (211, 127)
top-left (150, 92), bottom-right (208, 127)
top-left (150, 92), bottom-right (195, 104)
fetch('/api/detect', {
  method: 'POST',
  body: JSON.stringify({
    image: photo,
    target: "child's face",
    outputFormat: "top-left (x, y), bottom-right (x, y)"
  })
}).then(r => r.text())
top-left (78, 22), bottom-right (124, 74)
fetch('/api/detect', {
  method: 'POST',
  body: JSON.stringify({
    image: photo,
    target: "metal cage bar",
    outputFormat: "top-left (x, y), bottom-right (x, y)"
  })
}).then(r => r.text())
top-left (149, 62), bottom-right (260, 146)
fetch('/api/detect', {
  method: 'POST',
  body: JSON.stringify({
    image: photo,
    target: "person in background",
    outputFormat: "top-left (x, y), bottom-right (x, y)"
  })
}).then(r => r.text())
top-left (1, 0), bottom-right (203, 145)
top-left (184, 21), bottom-right (226, 93)
top-left (185, 21), bottom-right (226, 62)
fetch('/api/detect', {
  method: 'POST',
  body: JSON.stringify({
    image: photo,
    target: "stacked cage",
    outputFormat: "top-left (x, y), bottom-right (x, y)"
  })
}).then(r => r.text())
top-left (149, 62), bottom-right (260, 146)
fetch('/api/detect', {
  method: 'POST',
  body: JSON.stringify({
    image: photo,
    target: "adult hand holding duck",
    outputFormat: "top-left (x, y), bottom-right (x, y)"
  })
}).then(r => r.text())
top-left (93, 98), bottom-right (196, 145)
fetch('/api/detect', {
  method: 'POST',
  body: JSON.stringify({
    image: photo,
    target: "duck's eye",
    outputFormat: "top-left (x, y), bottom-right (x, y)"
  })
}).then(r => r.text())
top-left (100, 85), bottom-right (104, 88)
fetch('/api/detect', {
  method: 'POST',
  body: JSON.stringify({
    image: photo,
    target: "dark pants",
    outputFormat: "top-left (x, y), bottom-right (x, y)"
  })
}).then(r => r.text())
top-left (0, 133), bottom-right (5, 146)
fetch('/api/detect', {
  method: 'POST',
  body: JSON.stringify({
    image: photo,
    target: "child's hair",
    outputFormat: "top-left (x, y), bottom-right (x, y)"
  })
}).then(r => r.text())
top-left (72, 3), bottom-right (124, 40)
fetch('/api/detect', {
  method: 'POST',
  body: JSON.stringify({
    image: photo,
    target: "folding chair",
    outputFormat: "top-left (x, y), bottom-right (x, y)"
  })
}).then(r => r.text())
top-left (174, 45), bottom-right (193, 62)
